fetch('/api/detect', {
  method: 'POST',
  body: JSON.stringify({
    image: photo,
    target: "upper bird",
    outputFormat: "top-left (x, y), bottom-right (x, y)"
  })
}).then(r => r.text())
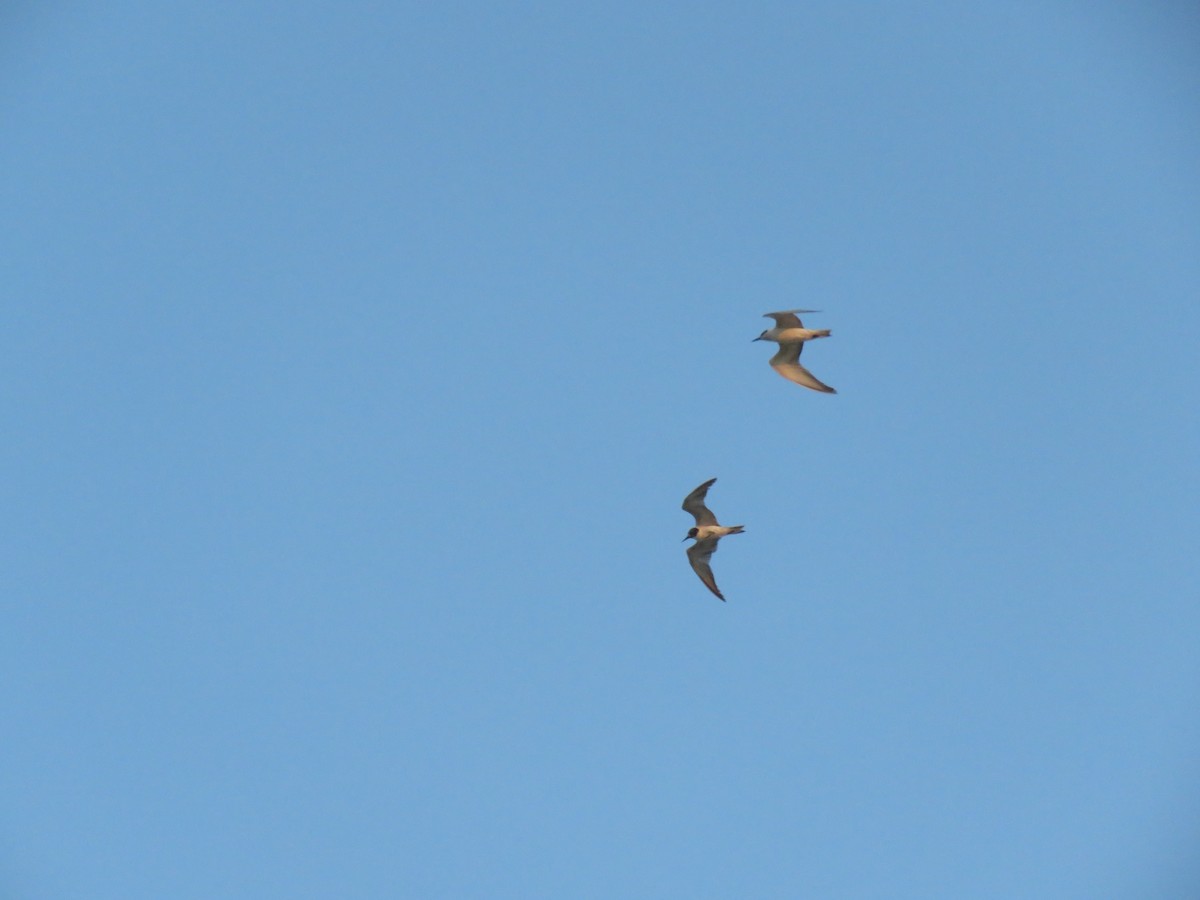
top-left (753, 309), bottom-right (836, 394)
top-left (681, 478), bottom-right (745, 602)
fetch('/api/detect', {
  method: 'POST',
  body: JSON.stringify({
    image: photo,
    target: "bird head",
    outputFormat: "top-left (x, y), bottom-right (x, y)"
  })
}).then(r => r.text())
top-left (682, 527), bottom-right (699, 542)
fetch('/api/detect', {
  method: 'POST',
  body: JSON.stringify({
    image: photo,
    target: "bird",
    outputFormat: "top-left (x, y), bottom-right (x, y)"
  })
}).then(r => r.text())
top-left (753, 309), bottom-right (836, 393)
top-left (681, 478), bottom-right (744, 602)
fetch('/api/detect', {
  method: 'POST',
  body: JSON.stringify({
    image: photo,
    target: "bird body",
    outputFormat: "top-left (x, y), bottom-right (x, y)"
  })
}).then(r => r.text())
top-left (681, 478), bottom-right (744, 602)
top-left (753, 309), bottom-right (836, 394)
top-left (688, 523), bottom-right (744, 542)
top-left (761, 326), bottom-right (830, 343)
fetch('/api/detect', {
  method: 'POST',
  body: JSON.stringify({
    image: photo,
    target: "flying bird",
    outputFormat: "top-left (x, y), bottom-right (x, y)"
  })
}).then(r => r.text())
top-left (681, 477), bottom-right (745, 602)
top-left (753, 309), bottom-right (836, 394)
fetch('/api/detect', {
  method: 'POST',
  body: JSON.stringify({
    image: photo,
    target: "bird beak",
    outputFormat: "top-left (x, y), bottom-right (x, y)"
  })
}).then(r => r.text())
top-left (752, 336), bottom-right (762, 342)
top-left (682, 536), bottom-right (690, 542)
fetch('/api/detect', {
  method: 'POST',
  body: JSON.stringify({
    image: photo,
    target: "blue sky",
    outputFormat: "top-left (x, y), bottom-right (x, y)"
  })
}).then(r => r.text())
top-left (4, 3), bottom-right (1200, 897)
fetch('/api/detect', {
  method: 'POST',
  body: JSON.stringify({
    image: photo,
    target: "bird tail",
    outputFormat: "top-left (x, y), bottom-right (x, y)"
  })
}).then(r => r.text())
top-left (728, 525), bottom-right (746, 534)
top-left (812, 329), bottom-right (831, 338)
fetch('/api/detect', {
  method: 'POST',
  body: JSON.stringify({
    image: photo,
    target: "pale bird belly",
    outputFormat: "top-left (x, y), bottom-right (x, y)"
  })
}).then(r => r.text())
top-left (775, 327), bottom-right (821, 342)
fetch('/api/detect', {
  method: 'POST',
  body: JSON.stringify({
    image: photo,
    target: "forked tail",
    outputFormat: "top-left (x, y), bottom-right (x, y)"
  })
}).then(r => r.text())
top-left (728, 525), bottom-right (746, 534)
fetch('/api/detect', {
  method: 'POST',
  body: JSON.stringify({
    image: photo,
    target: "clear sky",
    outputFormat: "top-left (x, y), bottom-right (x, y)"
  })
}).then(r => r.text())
top-left (4, 3), bottom-right (1200, 898)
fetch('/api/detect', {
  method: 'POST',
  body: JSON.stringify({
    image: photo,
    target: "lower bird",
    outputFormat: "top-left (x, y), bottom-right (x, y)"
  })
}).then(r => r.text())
top-left (681, 477), bottom-right (744, 602)
top-left (753, 309), bottom-right (836, 393)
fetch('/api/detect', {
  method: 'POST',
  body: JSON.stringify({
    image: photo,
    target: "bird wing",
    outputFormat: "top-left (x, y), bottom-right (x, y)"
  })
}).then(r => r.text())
top-left (686, 537), bottom-right (725, 601)
top-left (681, 478), bottom-right (719, 526)
top-left (762, 308), bottom-right (820, 329)
top-left (769, 343), bottom-right (837, 393)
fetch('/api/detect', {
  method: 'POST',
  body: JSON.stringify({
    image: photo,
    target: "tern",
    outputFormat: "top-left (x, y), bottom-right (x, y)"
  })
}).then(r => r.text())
top-left (753, 309), bottom-right (836, 394)
top-left (681, 478), bottom-right (744, 602)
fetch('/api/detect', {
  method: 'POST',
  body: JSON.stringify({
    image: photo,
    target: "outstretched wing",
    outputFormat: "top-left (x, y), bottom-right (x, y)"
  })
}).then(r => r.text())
top-left (686, 537), bottom-right (725, 601)
top-left (762, 308), bottom-right (820, 329)
top-left (681, 477), bottom-right (719, 526)
top-left (769, 343), bottom-right (837, 393)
